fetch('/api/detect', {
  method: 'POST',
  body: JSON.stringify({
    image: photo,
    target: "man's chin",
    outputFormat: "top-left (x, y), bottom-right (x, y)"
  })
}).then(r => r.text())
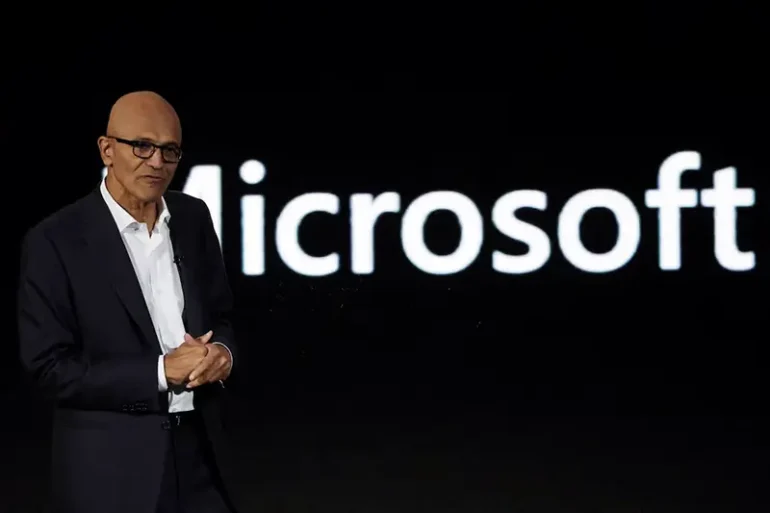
top-left (133, 184), bottom-right (168, 201)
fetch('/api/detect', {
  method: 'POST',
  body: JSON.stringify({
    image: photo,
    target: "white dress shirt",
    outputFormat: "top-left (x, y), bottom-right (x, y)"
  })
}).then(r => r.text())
top-left (100, 178), bottom-right (195, 413)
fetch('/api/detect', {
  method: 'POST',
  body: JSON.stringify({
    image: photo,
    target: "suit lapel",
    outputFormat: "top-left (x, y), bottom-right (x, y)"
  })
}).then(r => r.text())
top-left (83, 189), bottom-right (159, 351)
top-left (82, 188), bottom-right (208, 349)
top-left (166, 195), bottom-right (205, 338)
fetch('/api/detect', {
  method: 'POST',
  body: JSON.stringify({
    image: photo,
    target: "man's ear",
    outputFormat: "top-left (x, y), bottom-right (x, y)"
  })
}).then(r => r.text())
top-left (97, 136), bottom-right (114, 166)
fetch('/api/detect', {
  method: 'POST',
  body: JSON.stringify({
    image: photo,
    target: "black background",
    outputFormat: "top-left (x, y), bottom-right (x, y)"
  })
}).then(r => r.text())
top-left (3, 4), bottom-right (769, 512)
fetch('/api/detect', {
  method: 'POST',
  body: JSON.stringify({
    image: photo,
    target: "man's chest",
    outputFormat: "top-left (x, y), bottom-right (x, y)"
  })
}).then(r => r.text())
top-left (120, 228), bottom-right (185, 317)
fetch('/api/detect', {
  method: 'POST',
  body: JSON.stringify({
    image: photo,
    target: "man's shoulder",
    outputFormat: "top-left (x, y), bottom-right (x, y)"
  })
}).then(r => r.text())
top-left (24, 190), bottom-right (97, 246)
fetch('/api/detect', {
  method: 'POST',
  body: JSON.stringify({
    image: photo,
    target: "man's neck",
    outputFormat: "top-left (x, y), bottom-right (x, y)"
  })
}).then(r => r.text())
top-left (105, 174), bottom-right (159, 230)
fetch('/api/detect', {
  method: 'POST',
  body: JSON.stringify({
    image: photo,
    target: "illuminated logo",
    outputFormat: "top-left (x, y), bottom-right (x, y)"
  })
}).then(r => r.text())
top-left (102, 151), bottom-right (756, 276)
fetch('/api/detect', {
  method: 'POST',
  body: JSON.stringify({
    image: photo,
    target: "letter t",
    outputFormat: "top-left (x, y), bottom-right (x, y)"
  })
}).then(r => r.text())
top-left (700, 167), bottom-right (755, 271)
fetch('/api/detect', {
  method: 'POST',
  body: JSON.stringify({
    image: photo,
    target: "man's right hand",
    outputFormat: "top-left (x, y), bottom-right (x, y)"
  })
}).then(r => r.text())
top-left (164, 331), bottom-right (213, 386)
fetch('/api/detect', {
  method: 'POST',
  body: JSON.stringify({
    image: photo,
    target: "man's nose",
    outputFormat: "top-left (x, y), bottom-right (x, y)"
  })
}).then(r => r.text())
top-left (147, 148), bottom-right (165, 168)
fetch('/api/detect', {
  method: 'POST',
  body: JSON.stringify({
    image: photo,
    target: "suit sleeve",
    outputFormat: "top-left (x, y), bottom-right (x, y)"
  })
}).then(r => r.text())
top-left (198, 200), bottom-right (239, 379)
top-left (17, 227), bottom-right (162, 413)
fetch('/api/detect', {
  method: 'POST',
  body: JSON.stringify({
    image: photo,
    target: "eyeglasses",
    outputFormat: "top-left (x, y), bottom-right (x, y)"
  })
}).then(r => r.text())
top-left (109, 136), bottom-right (183, 163)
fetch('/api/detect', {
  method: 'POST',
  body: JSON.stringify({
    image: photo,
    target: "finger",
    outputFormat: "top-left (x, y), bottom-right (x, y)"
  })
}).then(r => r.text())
top-left (210, 361), bottom-right (231, 383)
top-left (197, 330), bottom-right (214, 344)
top-left (185, 370), bottom-right (208, 389)
top-left (208, 352), bottom-right (232, 383)
top-left (187, 351), bottom-right (229, 388)
top-left (186, 366), bottom-right (214, 389)
top-left (204, 356), bottom-right (229, 383)
top-left (184, 333), bottom-right (195, 343)
top-left (187, 350), bottom-right (216, 384)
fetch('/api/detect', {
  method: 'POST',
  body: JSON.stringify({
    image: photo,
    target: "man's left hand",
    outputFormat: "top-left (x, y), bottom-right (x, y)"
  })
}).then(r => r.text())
top-left (186, 342), bottom-right (232, 388)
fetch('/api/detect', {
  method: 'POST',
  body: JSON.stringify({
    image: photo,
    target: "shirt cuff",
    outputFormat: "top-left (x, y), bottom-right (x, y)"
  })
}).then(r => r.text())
top-left (158, 355), bottom-right (169, 392)
top-left (212, 341), bottom-right (234, 369)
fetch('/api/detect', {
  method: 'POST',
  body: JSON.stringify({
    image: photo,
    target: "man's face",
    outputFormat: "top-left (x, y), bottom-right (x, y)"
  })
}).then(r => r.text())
top-left (99, 109), bottom-right (182, 203)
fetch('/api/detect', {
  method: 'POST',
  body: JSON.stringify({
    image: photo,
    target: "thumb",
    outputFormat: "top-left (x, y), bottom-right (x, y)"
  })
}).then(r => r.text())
top-left (184, 333), bottom-right (195, 343)
top-left (198, 330), bottom-right (214, 344)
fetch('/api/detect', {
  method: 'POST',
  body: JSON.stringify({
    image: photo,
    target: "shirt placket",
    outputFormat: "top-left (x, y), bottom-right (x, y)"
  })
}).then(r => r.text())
top-left (138, 227), bottom-right (166, 353)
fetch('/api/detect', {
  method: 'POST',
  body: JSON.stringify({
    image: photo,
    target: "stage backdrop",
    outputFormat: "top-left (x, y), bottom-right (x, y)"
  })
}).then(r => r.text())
top-left (8, 90), bottom-right (766, 408)
top-left (4, 87), bottom-right (769, 512)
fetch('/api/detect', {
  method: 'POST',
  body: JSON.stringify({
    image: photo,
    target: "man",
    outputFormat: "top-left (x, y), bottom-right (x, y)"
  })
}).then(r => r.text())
top-left (17, 91), bottom-right (242, 513)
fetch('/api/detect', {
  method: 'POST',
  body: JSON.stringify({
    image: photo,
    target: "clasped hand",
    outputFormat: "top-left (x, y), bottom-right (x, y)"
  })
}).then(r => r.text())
top-left (164, 331), bottom-right (232, 388)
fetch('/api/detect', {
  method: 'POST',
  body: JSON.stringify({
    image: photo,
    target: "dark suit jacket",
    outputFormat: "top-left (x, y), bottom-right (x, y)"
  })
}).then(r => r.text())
top-left (17, 188), bottom-right (242, 513)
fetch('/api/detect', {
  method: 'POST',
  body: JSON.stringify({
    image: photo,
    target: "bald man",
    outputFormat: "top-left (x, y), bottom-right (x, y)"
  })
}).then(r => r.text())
top-left (17, 92), bottom-right (242, 513)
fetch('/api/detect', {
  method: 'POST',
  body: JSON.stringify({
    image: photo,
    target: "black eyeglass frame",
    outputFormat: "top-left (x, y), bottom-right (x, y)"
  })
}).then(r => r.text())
top-left (108, 136), bottom-right (183, 163)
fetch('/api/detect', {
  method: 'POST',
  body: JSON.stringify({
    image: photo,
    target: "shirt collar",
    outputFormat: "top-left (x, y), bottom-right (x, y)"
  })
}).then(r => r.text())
top-left (100, 177), bottom-right (170, 232)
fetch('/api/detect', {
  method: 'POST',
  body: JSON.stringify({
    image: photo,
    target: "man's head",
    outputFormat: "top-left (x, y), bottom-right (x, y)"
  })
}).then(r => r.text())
top-left (98, 91), bottom-right (182, 204)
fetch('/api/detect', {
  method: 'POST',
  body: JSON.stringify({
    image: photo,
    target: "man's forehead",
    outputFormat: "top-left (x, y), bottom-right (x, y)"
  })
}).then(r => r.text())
top-left (107, 92), bottom-right (182, 143)
top-left (132, 132), bottom-right (182, 145)
top-left (119, 115), bottom-right (182, 145)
